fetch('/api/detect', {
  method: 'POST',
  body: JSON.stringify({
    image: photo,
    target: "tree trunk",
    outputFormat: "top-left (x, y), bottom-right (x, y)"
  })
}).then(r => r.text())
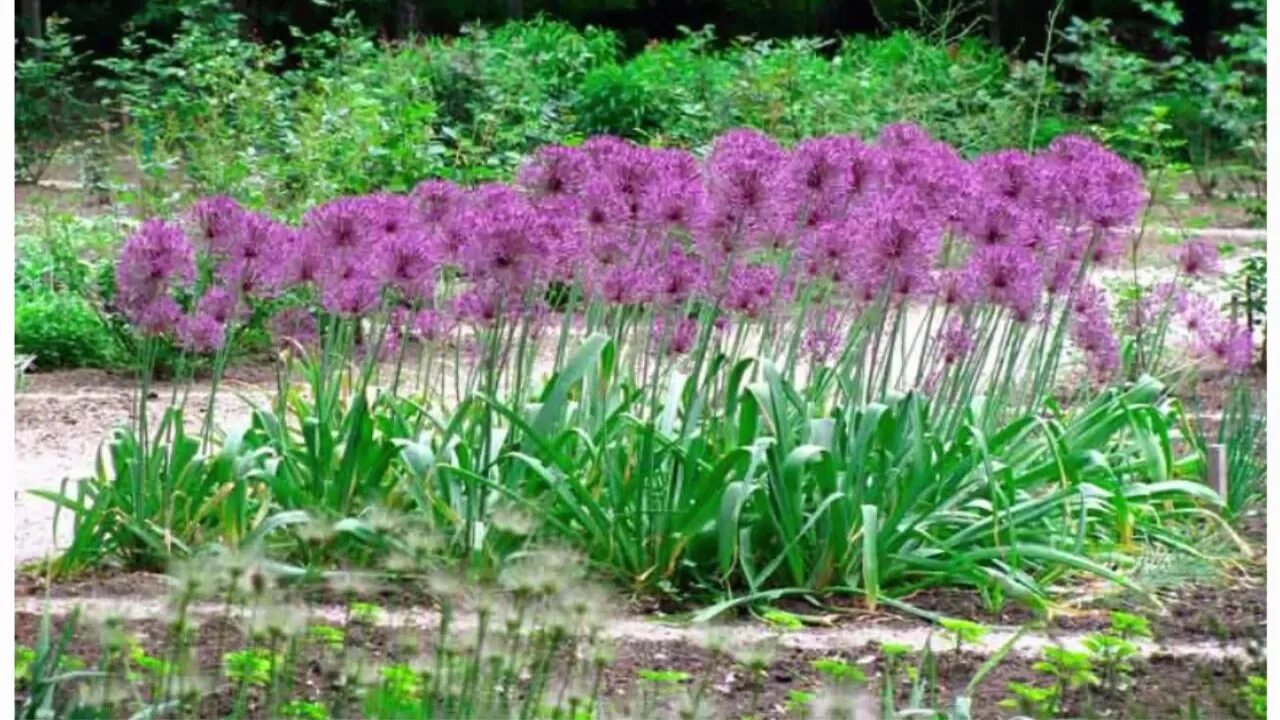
top-left (21, 0), bottom-right (41, 41)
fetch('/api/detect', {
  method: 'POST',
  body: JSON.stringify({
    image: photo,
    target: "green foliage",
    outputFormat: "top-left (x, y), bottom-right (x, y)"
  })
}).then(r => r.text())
top-left (222, 648), bottom-right (280, 687)
top-left (16, 292), bottom-right (119, 371)
top-left (1243, 674), bottom-right (1266, 719)
top-left (1058, 0), bottom-right (1266, 193)
top-left (999, 681), bottom-right (1059, 719)
top-left (16, 16), bottom-right (94, 183)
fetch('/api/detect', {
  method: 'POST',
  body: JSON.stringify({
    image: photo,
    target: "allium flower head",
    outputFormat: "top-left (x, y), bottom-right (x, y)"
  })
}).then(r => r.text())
top-left (1201, 323), bottom-right (1254, 373)
top-left (517, 144), bottom-right (590, 202)
top-left (195, 286), bottom-right (240, 325)
top-left (186, 195), bottom-right (246, 257)
top-left (1040, 135), bottom-right (1145, 228)
top-left (133, 295), bottom-right (183, 336)
top-left (652, 315), bottom-right (697, 356)
top-left (303, 196), bottom-right (372, 258)
top-left (973, 149), bottom-right (1047, 207)
top-left (1068, 283), bottom-right (1119, 376)
top-left (939, 317), bottom-right (975, 365)
top-left (115, 218), bottom-right (195, 321)
top-left (1175, 239), bottom-right (1220, 277)
top-left (176, 312), bottom-right (226, 353)
top-left (703, 129), bottom-right (790, 249)
top-left (968, 245), bottom-right (1043, 318)
top-left (412, 179), bottom-right (463, 225)
top-left (724, 263), bottom-right (782, 319)
top-left (804, 309), bottom-right (843, 365)
top-left (412, 309), bottom-right (453, 342)
top-left (270, 307), bottom-right (318, 348)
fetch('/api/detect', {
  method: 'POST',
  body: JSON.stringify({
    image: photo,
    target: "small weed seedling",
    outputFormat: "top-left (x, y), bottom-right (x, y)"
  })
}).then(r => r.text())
top-left (349, 601), bottom-right (383, 625)
top-left (279, 700), bottom-right (331, 720)
top-left (1000, 681), bottom-right (1060, 719)
top-left (1242, 675), bottom-right (1266, 718)
top-left (810, 657), bottom-right (867, 685)
top-left (939, 618), bottom-right (990, 659)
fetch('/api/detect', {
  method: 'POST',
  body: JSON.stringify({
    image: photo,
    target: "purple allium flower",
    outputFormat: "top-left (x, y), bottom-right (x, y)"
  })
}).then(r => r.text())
top-left (804, 309), bottom-right (843, 365)
top-left (517, 144), bottom-right (590, 202)
top-left (133, 295), bottom-right (183, 336)
top-left (1200, 323), bottom-right (1254, 373)
top-left (412, 179), bottom-right (463, 225)
top-left (176, 312), bottom-right (226, 353)
top-left (1175, 239), bottom-right (1220, 277)
top-left (115, 218), bottom-right (195, 322)
top-left (857, 189), bottom-right (942, 285)
top-left (652, 315), bottom-right (697, 356)
top-left (961, 196), bottom-right (1033, 248)
top-left (320, 256), bottom-right (381, 317)
top-left (303, 196), bottom-right (371, 258)
top-left (724, 263), bottom-right (782, 319)
top-left (654, 249), bottom-right (708, 306)
top-left (1068, 283), bottom-right (1119, 376)
top-left (797, 221), bottom-right (858, 283)
top-left (967, 245), bottom-right (1043, 318)
top-left (938, 317), bottom-right (975, 365)
top-left (1039, 135), bottom-right (1145, 229)
top-left (270, 307), bottom-right (318, 347)
top-left (702, 129), bottom-right (790, 251)
top-left (782, 136), bottom-right (859, 226)
top-left (454, 286), bottom-right (500, 325)
top-left (638, 149), bottom-right (704, 232)
top-left (936, 269), bottom-right (980, 309)
top-left (217, 210), bottom-right (288, 298)
top-left (457, 184), bottom-right (547, 294)
top-left (375, 224), bottom-right (436, 304)
top-left (412, 308), bottom-right (453, 342)
top-left (186, 195), bottom-right (246, 258)
top-left (195, 286), bottom-right (239, 325)
top-left (973, 149), bottom-right (1048, 207)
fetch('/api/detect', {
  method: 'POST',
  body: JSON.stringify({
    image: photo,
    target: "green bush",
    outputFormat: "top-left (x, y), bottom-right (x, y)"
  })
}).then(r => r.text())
top-left (16, 16), bottom-right (93, 184)
top-left (16, 291), bottom-right (119, 371)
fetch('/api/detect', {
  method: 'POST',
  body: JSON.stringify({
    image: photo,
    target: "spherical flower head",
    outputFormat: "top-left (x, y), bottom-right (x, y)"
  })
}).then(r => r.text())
top-left (319, 257), bottom-right (381, 317)
top-left (302, 196), bottom-right (373, 258)
top-left (961, 195), bottom-right (1033, 249)
top-left (412, 308), bottom-right (453, 342)
top-left (804, 309), bottom-right (843, 365)
top-left (375, 226), bottom-right (436, 304)
top-left (654, 249), bottom-right (708, 306)
top-left (270, 307), bottom-right (318, 348)
top-left (116, 218), bottom-right (196, 312)
top-left (454, 285), bottom-right (500, 326)
top-left (195, 286), bottom-right (240, 325)
top-left (1068, 283), bottom-right (1119, 376)
top-left (599, 265), bottom-right (652, 306)
top-left (881, 139), bottom-right (976, 224)
top-left (1175, 239), bottom-right (1220, 277)
top-left (457, 183), bottom-right (546, 294)
top-left (1040, 135), bottom-right (1145, 229)
top-left (702, 129), bottom-right (790, 251)
top-left (936, 269), bottom-right (980, 309)
top-left (856, 188), bottom-right (942, 285)
top-left (133, 295), bottom-right (183, 336)
top-left (362, 192), bottom-right (425, 247)
top-left (176, 312), bottom-right (226, 353)
top-left (638, 149), bottom-right (704, 232)
top-left (1201, 323), bottom-right (1254, 373)
top-left (411, 179), bottom-right (463, 225)
top-left (186, 195), bottom-right (246, 258)
top-left (967, 245), bottom-right (1043, 319)
top-left (797, 220), bottom-right (858, 283)
top-left (973, 149), bottom-right (1048, 207)
top-left (724, 263), bottom-right (782, 319)
top-left (938, 317), bottom-right (975, 365)
top-left (782, 136), bottom-right (859, 226)
top-left (217, 211), bottom-right (288, 298)
top-left (517, 144), bottom-right (590, 202)
top-left (652, 315), bottom-right (697, 356)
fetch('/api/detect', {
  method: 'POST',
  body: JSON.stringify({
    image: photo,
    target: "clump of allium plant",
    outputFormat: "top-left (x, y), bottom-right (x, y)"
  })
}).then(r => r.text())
top-left (61, 125), bottom-right (1248, 600)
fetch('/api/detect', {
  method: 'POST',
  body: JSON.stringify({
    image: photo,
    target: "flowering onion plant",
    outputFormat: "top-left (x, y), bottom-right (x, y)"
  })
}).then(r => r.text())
top-left (38, 126), bottom-right (1250, 607)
